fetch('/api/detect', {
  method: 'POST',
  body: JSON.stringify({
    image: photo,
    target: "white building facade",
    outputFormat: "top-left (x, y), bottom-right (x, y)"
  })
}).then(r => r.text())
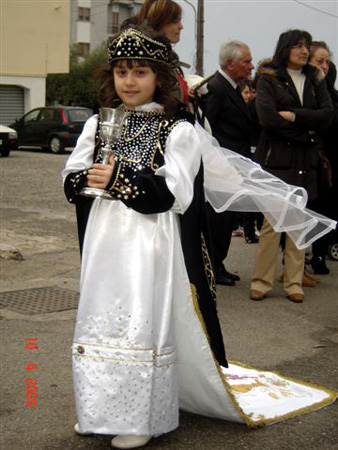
top-left (70, 0), bottom-right (143, 58)
top-left (0, 0), bottom-right (71, 124)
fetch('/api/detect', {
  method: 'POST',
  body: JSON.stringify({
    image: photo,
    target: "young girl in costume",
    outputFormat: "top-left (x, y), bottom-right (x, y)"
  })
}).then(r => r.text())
top-left (63, 28), bottom-right (336, 450)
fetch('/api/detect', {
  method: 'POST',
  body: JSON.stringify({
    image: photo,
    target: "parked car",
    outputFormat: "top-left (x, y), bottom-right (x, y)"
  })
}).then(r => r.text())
top-left (0, 124), bottom-right (18, 157)
top-left (10, 106), bottom-right (92, 154)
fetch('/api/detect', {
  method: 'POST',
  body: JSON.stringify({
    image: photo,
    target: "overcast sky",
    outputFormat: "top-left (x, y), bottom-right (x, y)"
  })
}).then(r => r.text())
top-left (175, 0), bottom-right (338, 77)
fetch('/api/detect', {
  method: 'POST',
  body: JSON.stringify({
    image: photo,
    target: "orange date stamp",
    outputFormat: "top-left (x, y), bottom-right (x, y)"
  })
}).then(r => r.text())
top-left (25, 338), bottom-right (39, 406)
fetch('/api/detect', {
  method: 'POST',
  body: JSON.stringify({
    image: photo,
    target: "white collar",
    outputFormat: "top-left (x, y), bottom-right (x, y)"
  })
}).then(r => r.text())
top-left (133, 102), bottom-right (164, 112)
top-left (218, 69), bottom-right (238, 90)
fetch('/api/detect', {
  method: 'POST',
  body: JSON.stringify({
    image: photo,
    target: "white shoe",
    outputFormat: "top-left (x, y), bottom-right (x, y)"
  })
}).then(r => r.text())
top-left (74, 423), bottom-right (93, 436)
top-left (111, 435), bottom-right (152, 449)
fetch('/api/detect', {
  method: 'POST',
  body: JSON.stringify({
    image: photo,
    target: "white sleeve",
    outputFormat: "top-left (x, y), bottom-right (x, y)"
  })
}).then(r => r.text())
top-left (61, 115), bottom-right (98, 182)
top-left (156, 121), bottom-right (202, 214)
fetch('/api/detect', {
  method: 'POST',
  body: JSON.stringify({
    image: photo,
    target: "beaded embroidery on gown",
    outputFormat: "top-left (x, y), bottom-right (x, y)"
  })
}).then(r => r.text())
top-left (63, 103), bottom-right (337, 436)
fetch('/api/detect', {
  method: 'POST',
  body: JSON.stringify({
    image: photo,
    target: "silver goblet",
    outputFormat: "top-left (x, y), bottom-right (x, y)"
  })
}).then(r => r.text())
top-left (81, 107), bottom-right (125, 198)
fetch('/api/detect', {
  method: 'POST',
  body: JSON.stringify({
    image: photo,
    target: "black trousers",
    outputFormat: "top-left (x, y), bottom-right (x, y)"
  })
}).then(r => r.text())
top-left (206, 203), bottom-right (236, 272)
top-left (309, 185), bottom-right (337, 257)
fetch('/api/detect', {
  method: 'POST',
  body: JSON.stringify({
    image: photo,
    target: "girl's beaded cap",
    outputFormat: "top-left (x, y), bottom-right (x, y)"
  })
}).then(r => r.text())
top-left (108, 28), bottom-right (170, 66)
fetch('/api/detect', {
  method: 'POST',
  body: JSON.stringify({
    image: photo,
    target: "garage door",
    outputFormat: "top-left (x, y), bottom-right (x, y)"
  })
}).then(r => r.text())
top-left (0, 85), bottom-right (24, 125)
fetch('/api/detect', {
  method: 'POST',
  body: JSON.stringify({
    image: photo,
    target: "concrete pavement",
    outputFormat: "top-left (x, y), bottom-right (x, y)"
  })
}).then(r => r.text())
top-left (1, 150), bottom-right (337, 450)
top-left (1, 236), bottom-right (337, 450)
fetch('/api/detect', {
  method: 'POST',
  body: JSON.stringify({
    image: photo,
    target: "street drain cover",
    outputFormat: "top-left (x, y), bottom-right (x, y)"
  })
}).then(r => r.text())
top-left (0, 287), bottom-right (79, 315)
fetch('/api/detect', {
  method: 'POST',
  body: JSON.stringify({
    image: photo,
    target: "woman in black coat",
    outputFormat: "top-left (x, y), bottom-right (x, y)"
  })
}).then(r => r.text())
top-left (250, 29), bottom-right (333, 303)
top-left (309, 42), bottom-right (338, 274)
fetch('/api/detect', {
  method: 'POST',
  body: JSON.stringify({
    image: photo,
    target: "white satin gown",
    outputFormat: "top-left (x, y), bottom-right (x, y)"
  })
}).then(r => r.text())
top-left (63, 103), bottom-right (337, 437)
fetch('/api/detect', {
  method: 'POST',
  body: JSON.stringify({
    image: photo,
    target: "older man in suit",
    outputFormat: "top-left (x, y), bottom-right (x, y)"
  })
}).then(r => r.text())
top-left (206, 40), bottom-right (254, 286)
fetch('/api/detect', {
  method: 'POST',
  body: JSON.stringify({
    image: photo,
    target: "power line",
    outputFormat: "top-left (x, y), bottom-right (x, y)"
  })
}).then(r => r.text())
top-left (293, 0), bottom-right (338, 19)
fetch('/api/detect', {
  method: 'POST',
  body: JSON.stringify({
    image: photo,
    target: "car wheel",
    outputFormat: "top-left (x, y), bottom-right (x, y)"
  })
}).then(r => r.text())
top-left (328, 243), bottom-right (338, 261)
top-left (49, 136), bottom-right (65, 154)
top-left (0, 148), bottom-right (11, 157)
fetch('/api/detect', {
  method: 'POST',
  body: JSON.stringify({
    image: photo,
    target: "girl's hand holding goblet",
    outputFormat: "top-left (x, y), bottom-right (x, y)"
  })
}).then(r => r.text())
top-left (86, 159), bottom-right (115, 189)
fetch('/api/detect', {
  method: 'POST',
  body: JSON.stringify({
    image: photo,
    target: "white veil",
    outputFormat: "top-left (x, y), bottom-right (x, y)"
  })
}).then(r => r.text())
top-left (196, 123), bottom-right (336, 250)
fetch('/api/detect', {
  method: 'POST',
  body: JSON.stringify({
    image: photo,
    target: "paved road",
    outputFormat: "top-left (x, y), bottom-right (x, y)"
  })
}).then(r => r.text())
top-left (1, 149), bottom-right (337, 450)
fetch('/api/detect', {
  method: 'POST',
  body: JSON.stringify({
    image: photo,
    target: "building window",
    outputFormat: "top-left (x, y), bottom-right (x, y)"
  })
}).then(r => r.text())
top-left (111, 12), bottom-right (119, 34)
top-left (78, 7), bottom-right (90, 22)
top-left (77, 42), bottom-right (90, 57)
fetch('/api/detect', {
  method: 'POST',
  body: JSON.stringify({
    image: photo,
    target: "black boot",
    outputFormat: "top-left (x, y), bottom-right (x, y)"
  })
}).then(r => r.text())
top-left (311, 256), bottom-right (330, 275)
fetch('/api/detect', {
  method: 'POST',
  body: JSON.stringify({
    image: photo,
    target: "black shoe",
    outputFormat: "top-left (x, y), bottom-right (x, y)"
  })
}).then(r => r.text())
top-left (311, 256), bottom-right (330, 275)
top-left (224, 268), bottom-right (240, 281)
top-left (216, 274), bottom-right (235, 286)
top-left (245, 235), bottom-right (259, 244)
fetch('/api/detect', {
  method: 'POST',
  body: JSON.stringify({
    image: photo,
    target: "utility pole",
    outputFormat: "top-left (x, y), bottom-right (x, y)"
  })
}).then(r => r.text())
top-left (196, 0), bottom-right (204, 76)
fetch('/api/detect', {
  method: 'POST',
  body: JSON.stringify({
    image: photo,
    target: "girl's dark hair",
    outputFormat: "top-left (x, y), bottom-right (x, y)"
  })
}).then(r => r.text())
top-left (272, 29), bottom-right (312, 68)
top-left (94, 59), bottom-right (179, 116)
top-left (94, 27), bottom-right (180, 116)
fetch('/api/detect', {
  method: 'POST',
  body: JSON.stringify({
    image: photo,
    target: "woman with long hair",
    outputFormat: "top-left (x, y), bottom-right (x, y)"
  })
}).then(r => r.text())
top-left (250, 29), bottom-right (333, 303)
top-left (137, 0), bottom-right (183, 44)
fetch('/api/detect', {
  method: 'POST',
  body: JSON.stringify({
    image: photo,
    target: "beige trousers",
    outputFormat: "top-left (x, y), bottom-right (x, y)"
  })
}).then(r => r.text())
top-left (251, 218), bottom-right (305, 296)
